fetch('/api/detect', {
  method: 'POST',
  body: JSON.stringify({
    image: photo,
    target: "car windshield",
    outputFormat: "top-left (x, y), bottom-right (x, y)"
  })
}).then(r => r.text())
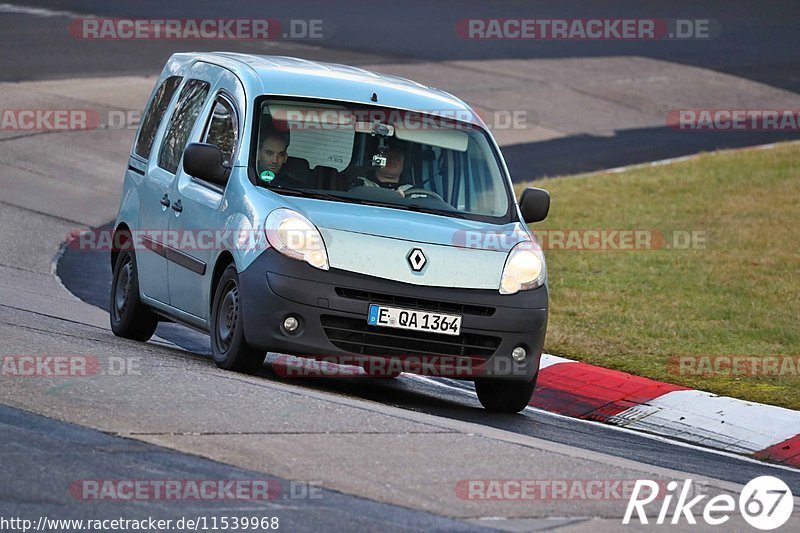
top-left (251, 100), bottom-right (514, 223)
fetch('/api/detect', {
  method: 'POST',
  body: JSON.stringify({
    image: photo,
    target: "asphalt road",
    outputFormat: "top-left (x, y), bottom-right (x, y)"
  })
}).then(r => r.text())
top-left (2, 1), bottom-right (800, 531)
top-left (4, 0), bottom-right (800, 90)
top-left (1, 0), bottom-right (799, 179)
top-left (0, 404), bottom-right (484, 532)
top-left (56, 232), bottom-right (800, 493)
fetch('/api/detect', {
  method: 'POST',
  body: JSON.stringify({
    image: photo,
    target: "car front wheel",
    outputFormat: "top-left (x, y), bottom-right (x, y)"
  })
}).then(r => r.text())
top-left (475, 373), bottom-right (538, 413)
top-left (211, 265), bottom-right (265, 374)
top-left (110, 250), bottom-right (158, 341)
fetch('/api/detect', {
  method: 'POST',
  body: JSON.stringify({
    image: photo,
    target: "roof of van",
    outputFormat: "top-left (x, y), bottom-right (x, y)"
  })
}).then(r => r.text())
top-left (166, 52), bottom-right (483, 126)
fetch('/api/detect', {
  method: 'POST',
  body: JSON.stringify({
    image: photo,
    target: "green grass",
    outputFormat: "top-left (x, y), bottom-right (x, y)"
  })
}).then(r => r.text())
top-left (517, 142), bottom-right (800, 409)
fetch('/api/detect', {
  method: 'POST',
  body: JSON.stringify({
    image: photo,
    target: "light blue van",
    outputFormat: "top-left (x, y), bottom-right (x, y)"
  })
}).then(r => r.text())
top-left (110, 53), bottom-right (550, 412)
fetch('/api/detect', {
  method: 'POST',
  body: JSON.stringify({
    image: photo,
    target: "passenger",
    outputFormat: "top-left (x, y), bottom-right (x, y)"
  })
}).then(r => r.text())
top-left (256, 131), bottom-right (303, 187)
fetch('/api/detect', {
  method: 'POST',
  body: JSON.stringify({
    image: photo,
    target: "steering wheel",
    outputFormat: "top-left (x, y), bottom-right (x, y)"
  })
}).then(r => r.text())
top-left (402, 187), bottom-right (444, 202)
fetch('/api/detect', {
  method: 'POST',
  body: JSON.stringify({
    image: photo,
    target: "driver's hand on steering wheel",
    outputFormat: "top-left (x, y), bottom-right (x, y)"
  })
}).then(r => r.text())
top-left (396, 184), bottom-right (414, 197)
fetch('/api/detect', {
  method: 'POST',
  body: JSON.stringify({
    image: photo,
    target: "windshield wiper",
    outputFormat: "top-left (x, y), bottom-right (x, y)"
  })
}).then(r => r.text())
top-left (401, 204), bottom-right (468, 218)
top-left (350, 199), bottom-right (468, 219)
top-left (263, 185), bottom-right (348, 203)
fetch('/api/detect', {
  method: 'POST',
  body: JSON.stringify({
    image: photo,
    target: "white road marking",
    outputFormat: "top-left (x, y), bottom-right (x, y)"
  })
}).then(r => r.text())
top-left (539, 353), bottom-right (577, 369)
top-left (612, 389), bottom-right (800, 454)
top-left (0, 3), bottom-right (89, 18)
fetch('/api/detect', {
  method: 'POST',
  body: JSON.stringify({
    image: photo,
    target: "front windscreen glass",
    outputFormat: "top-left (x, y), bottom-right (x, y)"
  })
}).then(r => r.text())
top-left (251, 100), bottom-right (514, 223)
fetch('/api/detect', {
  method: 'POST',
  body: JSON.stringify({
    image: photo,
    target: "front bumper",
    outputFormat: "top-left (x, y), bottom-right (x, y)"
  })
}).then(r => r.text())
top-left (238, 249), bottom-right (548, 380)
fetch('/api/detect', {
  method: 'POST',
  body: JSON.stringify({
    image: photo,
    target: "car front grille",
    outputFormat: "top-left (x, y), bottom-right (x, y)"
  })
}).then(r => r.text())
top-left (320, 315), bottom-right (501, 360)
top-left (334, 287), bottom-right (495, 317)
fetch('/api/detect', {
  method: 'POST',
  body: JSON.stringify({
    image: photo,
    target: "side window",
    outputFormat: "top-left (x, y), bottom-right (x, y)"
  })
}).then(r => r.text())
top-left (203, 96), bottom-right (238, 168)
top-left (158, 79), bottom-right (211, 174)
top-left (134, 76), bottom-right (182, 159)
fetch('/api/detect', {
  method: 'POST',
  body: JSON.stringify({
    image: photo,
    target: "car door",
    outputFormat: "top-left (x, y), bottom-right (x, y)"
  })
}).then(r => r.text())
top-left (144, 63), bottom-right (219, 308)
top-left (167, 68), bottom-right (244, 321)
top-left (131, 74), bottom-right (183, 303)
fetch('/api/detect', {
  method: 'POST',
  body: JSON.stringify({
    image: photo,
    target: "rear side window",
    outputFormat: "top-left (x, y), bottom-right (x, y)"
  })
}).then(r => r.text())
top-left (134, 76), bottom-right (182, 159)
top-left (158, 79), bottom-right (211, 174)
top-left (203, 95), bottom-right (239, 167)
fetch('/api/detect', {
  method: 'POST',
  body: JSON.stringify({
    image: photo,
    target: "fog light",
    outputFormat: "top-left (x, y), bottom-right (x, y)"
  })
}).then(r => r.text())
top-left (511, 346), bottom-right (527, 362)
top-left (283, 316), bottom-right (299, 332)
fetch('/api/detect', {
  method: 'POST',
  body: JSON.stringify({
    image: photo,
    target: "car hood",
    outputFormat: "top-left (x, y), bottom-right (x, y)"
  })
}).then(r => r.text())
top-left (281, 196), bottom-right (530, 252)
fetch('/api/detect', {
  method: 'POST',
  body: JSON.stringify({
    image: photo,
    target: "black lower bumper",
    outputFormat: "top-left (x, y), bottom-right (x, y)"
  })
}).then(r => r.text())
top-left (238, 249), bottom-right (548, 380)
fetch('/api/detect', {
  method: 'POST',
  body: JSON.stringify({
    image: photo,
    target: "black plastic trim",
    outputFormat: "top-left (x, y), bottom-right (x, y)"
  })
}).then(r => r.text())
top-left (140, 236), bottom-right (206, 275)
top-left (236, 248), bottom-right (547, 380)
top-left (127, 164), bottom-right (145, 176)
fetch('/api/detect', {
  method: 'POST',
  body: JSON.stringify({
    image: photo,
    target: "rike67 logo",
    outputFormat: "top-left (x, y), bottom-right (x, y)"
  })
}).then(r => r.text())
top-left (624, 476), bottom-right (794, 530)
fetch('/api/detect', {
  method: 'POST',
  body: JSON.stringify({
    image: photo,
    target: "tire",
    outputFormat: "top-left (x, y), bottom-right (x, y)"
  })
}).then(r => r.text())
top-left (110, 250), bottom-right (158, 342)
top-left (475, 372), bottom-right (538, 413)
top-left (210, 265), bottom-right (265, 374)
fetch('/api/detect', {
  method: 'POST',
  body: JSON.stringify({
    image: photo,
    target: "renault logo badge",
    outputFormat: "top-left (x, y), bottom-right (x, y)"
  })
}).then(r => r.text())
top-left (407, 248), bottom-right (427, 272)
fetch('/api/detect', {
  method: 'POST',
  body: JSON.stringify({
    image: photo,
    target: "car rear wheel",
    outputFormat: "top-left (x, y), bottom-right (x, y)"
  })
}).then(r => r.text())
top-left (211, 265), bottom-right (265, 374)
top-left (110, 250), bottom-right (158, 341)
top-left (475, 373), bottom-right (538, 413)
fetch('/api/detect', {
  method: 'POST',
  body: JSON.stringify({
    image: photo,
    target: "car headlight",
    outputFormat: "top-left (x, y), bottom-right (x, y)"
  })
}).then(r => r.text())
top-left (265, 209), bottom-right (329, 270)
top-left (499, 241), bottom-right (546, 295)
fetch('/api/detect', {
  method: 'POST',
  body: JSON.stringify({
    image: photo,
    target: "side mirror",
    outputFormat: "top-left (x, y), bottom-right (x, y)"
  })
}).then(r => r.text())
top-left (519, 187), bottom-right (550, 223)
top-left (183, 143), bottom-right (228, 186)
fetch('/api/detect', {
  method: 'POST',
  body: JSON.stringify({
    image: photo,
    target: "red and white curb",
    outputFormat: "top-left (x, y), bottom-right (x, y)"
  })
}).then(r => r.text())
top-left (533, 354), bottom-right (800, 469)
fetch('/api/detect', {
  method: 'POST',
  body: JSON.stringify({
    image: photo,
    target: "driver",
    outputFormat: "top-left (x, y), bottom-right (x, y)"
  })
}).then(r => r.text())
top-left (350, 146), bottom-right (414, 196)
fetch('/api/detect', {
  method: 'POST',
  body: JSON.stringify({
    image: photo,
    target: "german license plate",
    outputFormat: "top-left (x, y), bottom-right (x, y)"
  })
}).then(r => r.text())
top-left (367, 304), bottom-right (462, 336)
